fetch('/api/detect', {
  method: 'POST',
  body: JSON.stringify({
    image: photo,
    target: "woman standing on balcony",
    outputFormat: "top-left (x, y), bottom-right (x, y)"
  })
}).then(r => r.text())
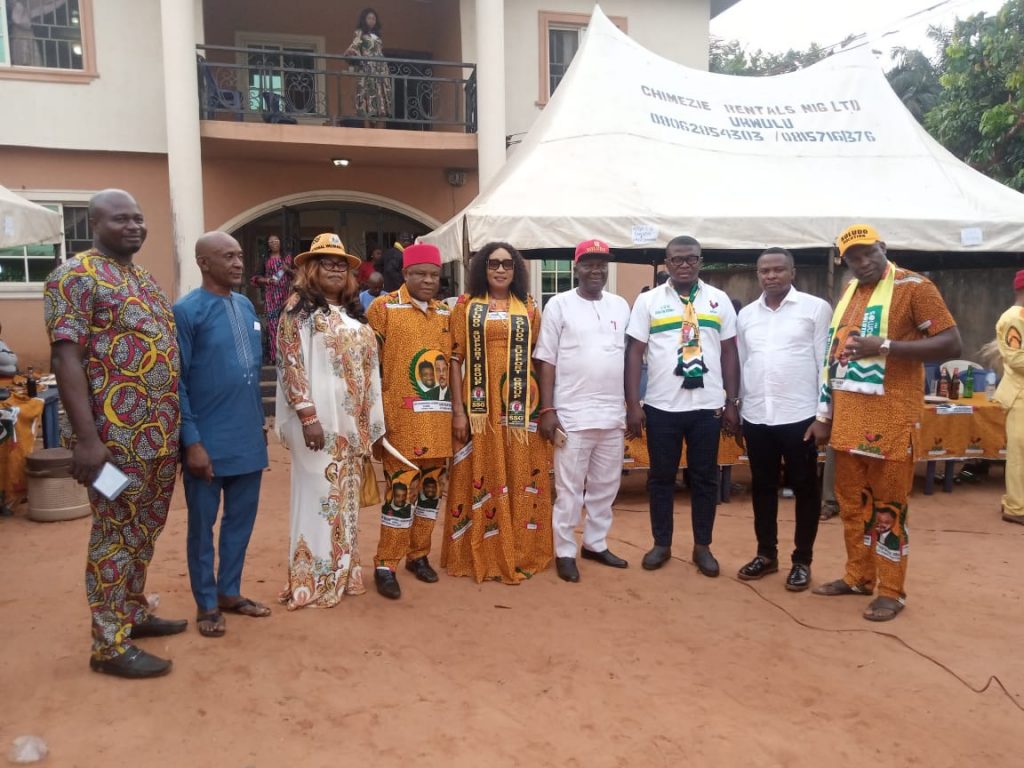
top-left (344, 8), bottom-right (394, 126)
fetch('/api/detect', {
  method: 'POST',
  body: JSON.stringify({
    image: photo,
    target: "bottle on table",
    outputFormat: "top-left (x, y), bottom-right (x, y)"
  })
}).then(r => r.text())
top-left (963, 365), bottom-right (975, 398)
top-left (985, 370), bottom-right (997, 401)
top-left (937, 368), bottom-right (950, 398)
top-left (949, 367), bottom-right (961, 400)
top-left (25, 366), bottom-right (37, 398)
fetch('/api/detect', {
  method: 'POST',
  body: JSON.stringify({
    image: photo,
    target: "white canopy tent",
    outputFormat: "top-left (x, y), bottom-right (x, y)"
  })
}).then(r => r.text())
top-left (0, 185), bottom-right (62, 249)
top-left (423, 6), bottom-right (1024, 260)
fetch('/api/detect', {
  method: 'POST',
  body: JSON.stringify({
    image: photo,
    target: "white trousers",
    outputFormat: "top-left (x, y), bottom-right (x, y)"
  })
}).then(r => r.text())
top-left (552, 427), bottom-right (625, 558)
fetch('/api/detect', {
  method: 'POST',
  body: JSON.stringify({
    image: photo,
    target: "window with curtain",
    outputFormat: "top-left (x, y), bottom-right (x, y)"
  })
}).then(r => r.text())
top-left (1, 0), bottom-right (84, 69)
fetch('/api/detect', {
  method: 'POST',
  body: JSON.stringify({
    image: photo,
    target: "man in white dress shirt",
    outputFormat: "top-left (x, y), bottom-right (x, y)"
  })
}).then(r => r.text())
top-left (535, 239), bottom-right (632, 583)
top-left (736, 247), bottom-right (832, 591)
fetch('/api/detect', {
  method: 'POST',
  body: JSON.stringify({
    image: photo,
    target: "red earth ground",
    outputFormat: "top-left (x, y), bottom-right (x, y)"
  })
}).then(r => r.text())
top-left (1, 439), bottom-right (1021, 767)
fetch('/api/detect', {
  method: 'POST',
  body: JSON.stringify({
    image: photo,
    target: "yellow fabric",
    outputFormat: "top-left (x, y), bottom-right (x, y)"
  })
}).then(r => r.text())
top-left (0, 392), bottom-right (44, 497)
top-left (995, 305), bottom-right (1023, 517)
top-left (464, 294), bottom-right (530, 439)
top-left (1003, 403), bottom-right (1023, 517)
top-left (821, 261), bottom-right (895, 400)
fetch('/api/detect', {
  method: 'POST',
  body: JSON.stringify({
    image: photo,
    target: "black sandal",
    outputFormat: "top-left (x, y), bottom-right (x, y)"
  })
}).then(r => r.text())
top-left (196, 611), bottom-right (226, 638)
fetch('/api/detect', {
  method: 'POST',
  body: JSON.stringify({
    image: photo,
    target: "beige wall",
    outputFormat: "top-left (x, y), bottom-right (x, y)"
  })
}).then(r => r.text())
top-left (497, 0), bottom-right (711, 138)
top-left (0, 0), bottom-right (167, 153)
top-left (0, 148), bottom-right (174, 370)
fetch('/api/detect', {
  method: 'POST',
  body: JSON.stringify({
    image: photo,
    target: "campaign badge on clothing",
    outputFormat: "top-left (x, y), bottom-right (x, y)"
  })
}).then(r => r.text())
top-left (404, 348), bottom-right (452, 412)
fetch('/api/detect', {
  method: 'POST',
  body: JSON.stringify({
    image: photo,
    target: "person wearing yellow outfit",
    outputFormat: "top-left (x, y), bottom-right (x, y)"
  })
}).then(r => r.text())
top-left (368, 243), bottom-right (453, 599)
top-left (808, 225), bottom-right (961, 622)
top-left (995, 269), bottom-right (1024, 525)
top-left (443, 242), bottom-right (553, 584)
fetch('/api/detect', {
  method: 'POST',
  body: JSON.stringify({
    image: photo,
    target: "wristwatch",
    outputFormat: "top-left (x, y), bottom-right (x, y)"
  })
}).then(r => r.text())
top-left (879, 338), bottom-right (892, 356)
top-left (728, 397), bottom-right (742, 408)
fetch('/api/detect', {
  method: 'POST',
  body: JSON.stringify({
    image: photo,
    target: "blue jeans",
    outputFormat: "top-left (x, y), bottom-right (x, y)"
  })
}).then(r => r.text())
top-left (644, 405), bottom-right (721, 547)
top-left (184, 470), bottom-right (263, 612)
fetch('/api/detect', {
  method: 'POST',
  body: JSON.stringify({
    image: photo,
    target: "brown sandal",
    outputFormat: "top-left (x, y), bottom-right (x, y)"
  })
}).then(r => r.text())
top-left (218, 596), bottom-right (272, 618)
top-left (863, 596), bottom-right (904, 622)
top-left (812, 579), bottom-right (873, 596)
top-left (196, 611), bottom-right (226, 638)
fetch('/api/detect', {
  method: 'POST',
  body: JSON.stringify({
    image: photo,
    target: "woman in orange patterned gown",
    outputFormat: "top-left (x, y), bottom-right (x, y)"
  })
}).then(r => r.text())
top-left (443, 242), bottom-right (553, 583)
top-left (276, 234), bottom-right (385, 609)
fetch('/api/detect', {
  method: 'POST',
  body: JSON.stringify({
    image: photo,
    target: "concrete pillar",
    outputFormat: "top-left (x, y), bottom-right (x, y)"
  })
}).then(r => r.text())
top-left (474, 0), bottom-right (506, 190)
top-left (160, 0), bottom-right (205, 296)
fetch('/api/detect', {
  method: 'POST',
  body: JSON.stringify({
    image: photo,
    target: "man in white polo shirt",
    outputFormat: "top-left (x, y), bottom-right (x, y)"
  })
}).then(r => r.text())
top-left (535, 239), bottom-right (632, 583)
top-left (625, 235), bottom-right (740, 578)
top-left (736, 247), bottom-right (832, 591)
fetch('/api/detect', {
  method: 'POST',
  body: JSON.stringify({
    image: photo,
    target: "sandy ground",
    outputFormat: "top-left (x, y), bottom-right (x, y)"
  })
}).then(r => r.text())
top-left (1, 439), bottom-right (1022, 768)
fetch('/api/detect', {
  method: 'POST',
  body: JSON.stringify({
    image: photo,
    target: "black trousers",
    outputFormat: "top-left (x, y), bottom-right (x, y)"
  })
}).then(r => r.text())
top-left (644, 405), bottom-right (721, 547)
top-left (742, 418), bottom-right (820, 565)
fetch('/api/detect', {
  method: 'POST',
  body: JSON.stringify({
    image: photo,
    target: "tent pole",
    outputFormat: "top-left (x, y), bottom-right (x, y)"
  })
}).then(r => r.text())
top-left (827, 246), bottom-right (836, 304)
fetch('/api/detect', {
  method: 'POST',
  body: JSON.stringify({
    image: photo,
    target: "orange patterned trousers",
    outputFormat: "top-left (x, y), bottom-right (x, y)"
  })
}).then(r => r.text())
top-left (833, 452), bottom-right (914, 600)
top-left (374, 455), bottom-right (447, 571)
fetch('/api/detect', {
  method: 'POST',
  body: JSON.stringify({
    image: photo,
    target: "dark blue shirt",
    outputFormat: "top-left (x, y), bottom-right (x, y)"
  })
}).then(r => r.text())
top-left (173, 288), bottom-right (268, 476)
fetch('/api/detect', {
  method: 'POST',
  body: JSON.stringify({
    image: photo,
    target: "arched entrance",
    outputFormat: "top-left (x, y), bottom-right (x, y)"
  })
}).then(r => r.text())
top-left (221, 192), bottom-right (457, 363)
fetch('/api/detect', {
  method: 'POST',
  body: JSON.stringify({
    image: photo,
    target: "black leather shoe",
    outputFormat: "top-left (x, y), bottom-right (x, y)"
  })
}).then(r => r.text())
top-left (737, 555), bottom-right (779, 581)
top-left (692, 545), bottom-right (720, 577)
top-left (131, 616), bottom-right (188, 638)
top-left (374, 569), bottom-right (402, 599)
top-left (786, 563), bottom-right (811, 592)
top-left (555, 557), bottom-right (580, 582)
top-left (405, 556), bottom-right (439, 583)
top-left (581, 548), bottom-right (628, 568)
top-left (641, 545), bottom-right (672, 570)
top-left (89, 647), bottom-right (172, 679)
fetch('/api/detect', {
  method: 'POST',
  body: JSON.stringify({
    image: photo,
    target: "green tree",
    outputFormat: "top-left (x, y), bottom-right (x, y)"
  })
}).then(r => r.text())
top-left (709, 38), bottom-right (835, 76)
top-left (885, 47), bottom-right (941, 124)
top-left (925, 0), bottom-right (1024, 190)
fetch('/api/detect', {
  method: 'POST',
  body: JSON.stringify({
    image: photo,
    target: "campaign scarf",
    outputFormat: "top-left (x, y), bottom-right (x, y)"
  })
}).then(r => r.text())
top-left (465, 294), bottom-right (532, 443)
top-left (673, 282), bottom-right (707, 389)
top-left (819, 261), bottom-right (895, 405)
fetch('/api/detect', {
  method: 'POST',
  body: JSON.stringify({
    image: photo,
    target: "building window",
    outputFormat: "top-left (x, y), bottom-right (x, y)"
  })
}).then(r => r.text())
top-left (1, 0), bottom-right (84, 69)
top-left (539, 259), bottom-right (575, 307)
top-left (538, 11), bottom-right (626, 106)
top-left (0, 202), bottom-right (90, 284)
top-left (235, 33), bottom-right (325, 118)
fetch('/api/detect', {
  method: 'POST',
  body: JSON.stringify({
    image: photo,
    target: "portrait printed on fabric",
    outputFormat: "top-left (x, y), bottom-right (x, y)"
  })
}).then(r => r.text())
top-left (827, 326), bottom-right (858, 382)
top-left (381, 477), bottom-right (414, 528)
top-left (407, 348), bottom-right (452, 410)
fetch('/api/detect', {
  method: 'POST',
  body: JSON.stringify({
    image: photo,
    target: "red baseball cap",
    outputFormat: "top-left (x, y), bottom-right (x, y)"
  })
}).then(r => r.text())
top-left (574, 239), bottom-right (611, 262)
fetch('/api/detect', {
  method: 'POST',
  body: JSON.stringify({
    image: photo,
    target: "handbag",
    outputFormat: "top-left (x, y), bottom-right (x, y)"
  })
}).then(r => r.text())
top-left (359, 457), bottom-right (381, 506)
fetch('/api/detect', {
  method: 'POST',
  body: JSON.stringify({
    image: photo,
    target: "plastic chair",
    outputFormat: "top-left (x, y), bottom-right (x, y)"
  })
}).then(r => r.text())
top-left (196, 55), bottom-right (243, 120)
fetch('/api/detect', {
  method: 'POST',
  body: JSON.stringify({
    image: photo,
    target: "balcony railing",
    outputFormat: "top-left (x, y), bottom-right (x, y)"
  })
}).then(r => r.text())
top-left (196, 44), bottom-right (477, 133)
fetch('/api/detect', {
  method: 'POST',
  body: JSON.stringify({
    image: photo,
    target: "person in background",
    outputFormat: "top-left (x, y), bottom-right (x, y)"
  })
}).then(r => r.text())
top-left (357, 244), bottom-right (383, 286)
top-left (0, 322), bottom-right (17, 376)
top-left (735, 247), bottom-right (832, 592)
top-left (444, 242), bottom-right (553, 583)
top-left (174, 232), bottom-right (270, 639)
top-left (251, 235), bottom-right (294, 364)
top-left (625, 236), bottom-right (740, 579)
top-left (995, 269), bottom-right (1024, 525)
top-left (809, 225), bottom-right (961, 622)
top-left (534, 239), bottom-right (631, 583)
top-left (45, 189), bottom-right (186, 679)
top-left (360, 272), bottom-right (385, 312)
top-left (343, 7), bottom-right (393, 127)
top-left (368, 243), bottom-right (452, 599)
top-left (276, 234), bottom-right (385, 610)
top-left (379, 233), bottom-right (412, 291)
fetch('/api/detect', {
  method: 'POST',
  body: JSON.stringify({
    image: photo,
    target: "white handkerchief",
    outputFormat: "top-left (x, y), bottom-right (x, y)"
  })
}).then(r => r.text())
top-left (92, 462), bottom-right (131, 501)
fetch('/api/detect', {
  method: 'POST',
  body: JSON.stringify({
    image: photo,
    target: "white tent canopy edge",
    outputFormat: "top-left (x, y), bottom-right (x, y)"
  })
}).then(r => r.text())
top-left (422, 5), bottom-right (1024, 261)
top-left (0, 185), bottom-right (63, 249)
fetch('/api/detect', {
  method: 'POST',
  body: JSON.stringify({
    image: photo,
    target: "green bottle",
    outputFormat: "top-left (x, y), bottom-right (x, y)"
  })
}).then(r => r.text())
top-left (963, 365), bottom-right (975, 398)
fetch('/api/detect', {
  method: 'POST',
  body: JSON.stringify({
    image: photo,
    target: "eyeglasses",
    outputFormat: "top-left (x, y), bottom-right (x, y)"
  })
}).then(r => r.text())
top-left (487, 259), bottom-right (515, 271)
top-left (318, 259), bottom-right (348, 272)
top-left (666, 255), bottom-right (701, 267)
